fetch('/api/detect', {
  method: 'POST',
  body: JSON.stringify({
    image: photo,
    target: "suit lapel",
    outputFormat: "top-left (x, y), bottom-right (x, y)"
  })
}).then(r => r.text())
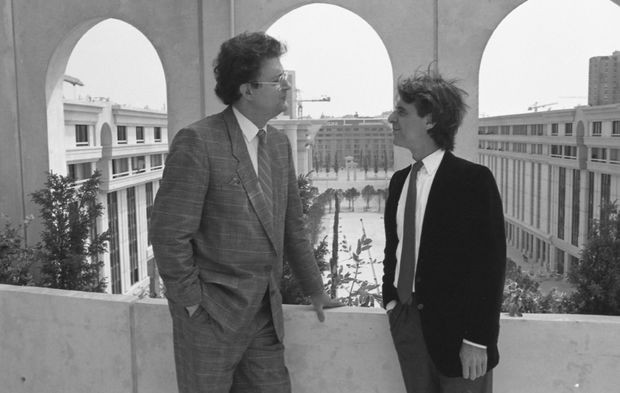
top-left (223, 108), bottom-right (276, 248)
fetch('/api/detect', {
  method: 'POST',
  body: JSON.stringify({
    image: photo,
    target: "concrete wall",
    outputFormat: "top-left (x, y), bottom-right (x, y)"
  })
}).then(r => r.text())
top-left (2, 284), bottom-right (620, 393)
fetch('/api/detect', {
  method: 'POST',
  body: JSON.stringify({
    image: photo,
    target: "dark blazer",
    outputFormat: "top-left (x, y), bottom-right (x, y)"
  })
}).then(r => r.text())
top-left (382, 151), bottom-right (506, 377)
top-left (150, 106), bottom-right (323, 340)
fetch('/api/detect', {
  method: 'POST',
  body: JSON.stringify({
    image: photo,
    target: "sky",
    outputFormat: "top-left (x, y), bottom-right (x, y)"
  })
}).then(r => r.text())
top-left (65, 0), bottom-right (620, 118)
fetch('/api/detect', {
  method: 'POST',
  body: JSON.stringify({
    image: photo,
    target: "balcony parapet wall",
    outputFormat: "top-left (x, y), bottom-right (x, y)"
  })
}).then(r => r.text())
top-left (1, 284), bottom-right (619, 393)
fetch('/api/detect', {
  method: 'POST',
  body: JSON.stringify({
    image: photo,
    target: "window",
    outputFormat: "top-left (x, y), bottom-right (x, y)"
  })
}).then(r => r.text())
top-left (146, 182), bottom-right (154, 246)
top-left (112, 158), bottom-right (130, 178)
top-left (571, 169), bottom-right (580, 247)
top-left (136, 126), bottom-right (145, 143)
top-left (117, 126), bottom-right (127, 144)
top-left (612, 121), bottom-right (620, 136)
top-left (591, 147), bottom-right (607, 162)
top-left (565, 123), bottom-right (573, 136)
top-left (150, 154), bottom-right (163, 169)
top-left (127, 187), bottom-right (139, 285)
top-left (557, 167), bottom-right (566, 240)
top-left (67, 162), bottom-right (92, 181)
top-left (610, 149), bottom-right (620, 164)
top-left (592, 121), bottom-right (602, 136)
top-left (75, 124), bottom-right (89, 146)
top-left (513, 125), bottom-right (527, 135)
top-left (551, 123), bottom-right (558, 135)
top-left (131, 156), bottom-right (146, 174)
top-left (107, 192), bottom-right (121, 294)
top-left (550, 145), bottom-right (562, 157)
top-left (564, 145), bottom-right (577, 159)
top-left (154, 127), bottom-right (162, 142)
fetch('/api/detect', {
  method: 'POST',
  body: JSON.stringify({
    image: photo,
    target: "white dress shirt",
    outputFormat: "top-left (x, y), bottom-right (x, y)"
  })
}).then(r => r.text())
top-left (232, 106), bottom-right (261, 175)
top-left (393, 149), bottom-right (444, 293)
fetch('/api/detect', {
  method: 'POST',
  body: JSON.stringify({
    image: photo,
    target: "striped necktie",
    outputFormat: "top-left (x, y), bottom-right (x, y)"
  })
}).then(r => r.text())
top-left (397, 160), bottom-right (424, 305)
top-left (257, 129), bottom-right (273, 223)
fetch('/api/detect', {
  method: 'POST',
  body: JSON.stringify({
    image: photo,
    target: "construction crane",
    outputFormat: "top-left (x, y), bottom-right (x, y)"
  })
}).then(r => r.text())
top-left (297, 95), bottom-right (330, 118)
top-left (528, 101), bottom-right (557, 112)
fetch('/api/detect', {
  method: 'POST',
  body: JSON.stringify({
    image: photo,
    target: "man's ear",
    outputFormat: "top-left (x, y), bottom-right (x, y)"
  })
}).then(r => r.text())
top-left (240, 83), bottom-right (253, 100)
top-left (424, 114), bottom-right (436, 130)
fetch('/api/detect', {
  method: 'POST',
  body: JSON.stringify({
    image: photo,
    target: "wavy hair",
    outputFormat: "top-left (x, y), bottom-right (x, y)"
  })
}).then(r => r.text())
top-left (213, 32), bottom-right (286, 105)
top-left (397, 68), bottom-right (468, 151)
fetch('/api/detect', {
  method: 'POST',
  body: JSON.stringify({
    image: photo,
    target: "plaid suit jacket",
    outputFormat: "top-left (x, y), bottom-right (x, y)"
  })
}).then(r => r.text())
top-left (150, 106), bottom-right (323, 339)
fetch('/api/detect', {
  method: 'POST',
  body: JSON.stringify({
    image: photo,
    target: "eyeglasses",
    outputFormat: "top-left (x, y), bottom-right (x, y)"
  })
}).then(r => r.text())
top-left (249, 72), bottom-right (289, 91)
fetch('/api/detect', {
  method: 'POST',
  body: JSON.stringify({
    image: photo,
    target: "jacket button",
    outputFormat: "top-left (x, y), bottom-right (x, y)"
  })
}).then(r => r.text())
top-left (417, 303), bottom-right (424, 310)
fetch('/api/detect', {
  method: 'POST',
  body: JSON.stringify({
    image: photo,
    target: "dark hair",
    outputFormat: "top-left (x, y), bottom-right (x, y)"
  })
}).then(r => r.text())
top-left (397, 68), bottom-right (468, 151)
top-left (213, 32), bottom-right (286, 105)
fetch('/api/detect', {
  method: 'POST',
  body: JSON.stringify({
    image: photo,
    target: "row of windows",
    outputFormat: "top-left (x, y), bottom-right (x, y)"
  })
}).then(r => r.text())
top-left (117, 125), bottom-right (162, 144)
top-left (591, 147), bottom-right (620, 164)
top-left (111, 154), bottom-right (166, 178)
top-left (74, 124), bottom-right (163, 146)
top-left (479, 123), bottom-right (546, 136)
top-left (550, 145), bottom-right (577, 159)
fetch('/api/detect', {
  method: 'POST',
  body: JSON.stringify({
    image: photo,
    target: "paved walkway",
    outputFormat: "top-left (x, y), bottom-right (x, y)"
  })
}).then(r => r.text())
top-left (506, 243), bottom-right (575, 295)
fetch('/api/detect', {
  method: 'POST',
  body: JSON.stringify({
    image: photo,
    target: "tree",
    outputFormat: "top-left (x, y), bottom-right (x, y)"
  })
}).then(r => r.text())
top-left (328, 190), bottom-right (342, 298)
top-left (333, 153), bottom-right (339, 175)
top-left (31, 171), bottom-right (109, 292)
top-left (344, 187), bottom-right (360, 212)
top-left (324, 188), bottom-right (335, 214)
top-left (325, 151), bottom-right (331, 175)
top-left (569, 202), bottom-right (620, 315)
top-left (376, 188), bottom-right (387, 212)
top-left (373, 150), bottom-right (379, 176)
top-left (297, 172), bottom-right (319, 215)
top-left (0, 215), bottom-right (36, 286)
top-left (281, 174), bottom-right (328, 304)
top-left (361, 185), bottom-right (375, 211)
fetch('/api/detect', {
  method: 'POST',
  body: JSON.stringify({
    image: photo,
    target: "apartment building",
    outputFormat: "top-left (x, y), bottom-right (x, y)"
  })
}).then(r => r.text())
top-left (589, 51), bottom-right (620, 106)
top-left (478, 104), bottom-right (620, 276)
top-left (64, 99), bottom-right (168, 295)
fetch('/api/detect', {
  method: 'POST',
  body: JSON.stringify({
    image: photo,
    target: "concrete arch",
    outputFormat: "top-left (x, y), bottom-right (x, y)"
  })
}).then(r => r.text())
top-left (263, 2), bottom-right (395, 72)
top-left (45, 18), bottom-right (168, 174)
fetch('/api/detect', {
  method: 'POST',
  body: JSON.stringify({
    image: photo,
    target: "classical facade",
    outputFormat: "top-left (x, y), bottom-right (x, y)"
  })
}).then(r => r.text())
top-left (478, 104), bottom-right (620, 275)
top-left (312, 117), bottom-right (394, 172)
top-left (64, 97), bottom-right (168, 295)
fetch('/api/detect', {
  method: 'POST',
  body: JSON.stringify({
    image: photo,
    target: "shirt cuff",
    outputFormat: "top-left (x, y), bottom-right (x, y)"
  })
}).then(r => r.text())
top-left (463, 339), bottom-right (487, 349)
top-left (386, 300), bottom-right (398, 312)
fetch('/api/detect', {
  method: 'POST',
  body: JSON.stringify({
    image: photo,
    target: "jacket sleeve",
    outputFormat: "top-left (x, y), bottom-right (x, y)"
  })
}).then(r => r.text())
top-left (149, 128), bottom-right (209, 306)
top-left (462, 166), bottom-right (506, 346)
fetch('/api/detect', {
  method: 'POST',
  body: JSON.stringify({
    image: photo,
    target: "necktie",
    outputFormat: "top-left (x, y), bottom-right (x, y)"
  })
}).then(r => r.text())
top-left (397, 160), bottom-right (424, 305)
top-left (257, 129), bottom-right (273, 224)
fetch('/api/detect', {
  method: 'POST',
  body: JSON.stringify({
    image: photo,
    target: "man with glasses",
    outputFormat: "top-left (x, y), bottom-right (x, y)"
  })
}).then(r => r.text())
top-left (150, 32), bottom-right (337, 393)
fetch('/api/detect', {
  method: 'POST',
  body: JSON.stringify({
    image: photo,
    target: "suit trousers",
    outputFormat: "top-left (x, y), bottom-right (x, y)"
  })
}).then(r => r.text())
top-left (388, 297), bottom-right (493, 393)
top-left (168, 292), bottom-right (291, 393)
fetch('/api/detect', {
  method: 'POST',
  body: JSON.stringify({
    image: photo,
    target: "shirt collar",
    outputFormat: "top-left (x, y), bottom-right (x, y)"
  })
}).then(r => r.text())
top-left (414, 149), bottom-right (444, 176)
top-left (232, 106), bottom-right (261, 142)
